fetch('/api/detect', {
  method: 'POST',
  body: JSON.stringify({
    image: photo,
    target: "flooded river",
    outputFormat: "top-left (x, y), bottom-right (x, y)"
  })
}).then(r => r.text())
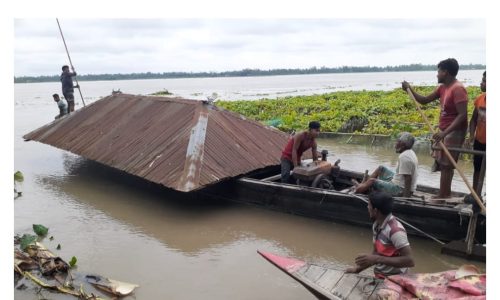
top-left (14, 72), bottom-right (485, 299)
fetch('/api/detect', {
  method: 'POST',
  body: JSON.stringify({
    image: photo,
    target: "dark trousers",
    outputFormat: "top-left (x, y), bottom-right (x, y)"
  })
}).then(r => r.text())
top-left (473, 140), bottom-right (486, 172)
top-left (63, 92), bottom-right (75, 112)
top-left (67, 101), bottom-right (75, 112)
top-left (281, 158), bottom-right (294, 183)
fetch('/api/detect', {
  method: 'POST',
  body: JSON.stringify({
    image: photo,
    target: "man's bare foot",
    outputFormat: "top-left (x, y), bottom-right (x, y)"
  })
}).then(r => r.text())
top-left (351, 179), bottom-right (360, 186)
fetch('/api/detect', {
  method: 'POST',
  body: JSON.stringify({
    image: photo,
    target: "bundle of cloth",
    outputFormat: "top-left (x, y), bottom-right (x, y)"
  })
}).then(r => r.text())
top-left (374, 265), bottom-right (486, 300)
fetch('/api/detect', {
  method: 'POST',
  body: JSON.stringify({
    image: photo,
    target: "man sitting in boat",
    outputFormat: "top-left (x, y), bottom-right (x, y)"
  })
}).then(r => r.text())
top-left (280, 121), bottom-right (320, 183)
top-left (352, 132), bottom-right (418, 197)
top-left (346, 191), bottom-right (415, 278)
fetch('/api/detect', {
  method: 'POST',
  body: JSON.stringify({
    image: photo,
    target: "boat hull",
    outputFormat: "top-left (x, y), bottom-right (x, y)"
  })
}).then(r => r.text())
top-left (202, 168), bottom-right (486, 243)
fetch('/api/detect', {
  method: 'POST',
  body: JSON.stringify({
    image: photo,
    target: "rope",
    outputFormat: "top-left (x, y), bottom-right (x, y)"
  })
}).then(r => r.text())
top-left (348, 193), bottom-right (445, 245)
top-left (56, 18), bottom-right (86, 107)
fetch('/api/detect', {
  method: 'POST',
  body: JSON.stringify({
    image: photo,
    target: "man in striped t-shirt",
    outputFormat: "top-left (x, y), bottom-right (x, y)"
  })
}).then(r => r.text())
top-left (346, 191), bottom-right (415, 278)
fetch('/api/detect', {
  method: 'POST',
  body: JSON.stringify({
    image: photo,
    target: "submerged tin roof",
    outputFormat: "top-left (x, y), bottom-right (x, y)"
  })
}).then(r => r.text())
top-left (24, 94), bottom-right (289, 192)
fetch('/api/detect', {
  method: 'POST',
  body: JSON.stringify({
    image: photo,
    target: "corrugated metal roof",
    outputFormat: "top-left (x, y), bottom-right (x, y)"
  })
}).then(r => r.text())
top-left (23, 94), bottom-right (290, 192)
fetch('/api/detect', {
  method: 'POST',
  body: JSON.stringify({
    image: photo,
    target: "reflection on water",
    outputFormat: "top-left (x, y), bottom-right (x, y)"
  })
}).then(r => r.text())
top-left (15, 74), bottom-right (486, 299)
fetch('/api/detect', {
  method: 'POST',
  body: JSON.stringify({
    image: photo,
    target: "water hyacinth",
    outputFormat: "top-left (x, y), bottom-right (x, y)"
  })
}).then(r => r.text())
top-left (217, 86), bottom-right (481, 137)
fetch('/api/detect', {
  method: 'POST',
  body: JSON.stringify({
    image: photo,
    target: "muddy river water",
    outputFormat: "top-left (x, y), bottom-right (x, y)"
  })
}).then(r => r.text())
top-left (14, 73), bottom-right (485, 299)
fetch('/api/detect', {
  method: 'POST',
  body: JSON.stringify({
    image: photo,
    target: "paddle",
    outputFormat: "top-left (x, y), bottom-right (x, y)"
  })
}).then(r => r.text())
top-left (405, 88), bottom-right (485, 214)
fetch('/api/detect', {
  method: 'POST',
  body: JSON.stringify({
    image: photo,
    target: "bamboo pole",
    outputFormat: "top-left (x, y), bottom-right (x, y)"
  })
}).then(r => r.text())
top-left (56, 18), bottom-right (86, 107)
top-left (405, 88), bottom-right (486, 214)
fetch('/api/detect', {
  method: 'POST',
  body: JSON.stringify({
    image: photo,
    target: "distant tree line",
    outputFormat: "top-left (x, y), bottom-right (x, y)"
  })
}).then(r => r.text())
top-left (14, 64), bottom-right (486, 83)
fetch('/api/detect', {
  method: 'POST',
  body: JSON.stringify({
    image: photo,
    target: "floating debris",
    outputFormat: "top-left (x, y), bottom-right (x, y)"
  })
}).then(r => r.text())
top-left (14, 235), bottom-right (138, 299)
top-left (86, 275), bottom-right (139, 297)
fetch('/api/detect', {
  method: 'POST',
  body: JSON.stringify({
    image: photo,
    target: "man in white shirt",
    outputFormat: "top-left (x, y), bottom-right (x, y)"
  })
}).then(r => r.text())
top-left (353, 132), bottom-right (418, 197)
top-left (53, 93), bottom-right (68, 119)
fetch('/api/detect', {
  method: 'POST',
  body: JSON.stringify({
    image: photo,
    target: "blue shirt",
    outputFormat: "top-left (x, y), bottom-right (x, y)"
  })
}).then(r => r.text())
top-left (60, 71), bottom-right (76, 93)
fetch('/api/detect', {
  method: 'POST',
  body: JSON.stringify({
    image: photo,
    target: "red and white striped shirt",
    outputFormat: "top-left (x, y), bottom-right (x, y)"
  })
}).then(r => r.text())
top-left (372, 214), bottom-right (410, 278)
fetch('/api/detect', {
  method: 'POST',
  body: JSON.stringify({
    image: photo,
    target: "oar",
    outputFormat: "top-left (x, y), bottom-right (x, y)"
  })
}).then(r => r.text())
top-left (56, 18), bottom-right (86, 107)
top-left (405, 88), bottom-right (485, 214)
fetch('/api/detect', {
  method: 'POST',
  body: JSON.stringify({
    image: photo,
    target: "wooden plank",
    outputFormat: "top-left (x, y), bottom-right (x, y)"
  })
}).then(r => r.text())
top-left (314, 268), bottom-right (344, 292)
top-left (331, 273), bottom-right (361, 299)
top-left (348, 276), bottom-right (380, 299)
top-left (441, 240), bottom-right (486, 262)
top-left (261, 174), bottom-right (282, 182)
top-left (299, 264), bottom-right (328, 283)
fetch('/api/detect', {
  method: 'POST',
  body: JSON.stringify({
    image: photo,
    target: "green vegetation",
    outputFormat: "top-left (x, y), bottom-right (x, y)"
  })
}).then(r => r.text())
top-left (14, 170), bottom-right (24, 197)
top-left (150, 89), bottom-right (173, 96)
top-left (69, 256), bottom-right (77, 268)
top-left (14, 171), bottom-right (24, 182)
top-left (33, 224), bottom-right (49, 236)
top-left (216, 86), bottom-right (481, 137)
top-left (14, 64), bottom-right (485, 83)
top-left (19, 234), bottom-right (37, 251)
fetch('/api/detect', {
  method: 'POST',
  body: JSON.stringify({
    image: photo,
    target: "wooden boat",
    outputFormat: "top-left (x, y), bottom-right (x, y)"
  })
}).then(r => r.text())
top-left (203, 166), bottom-right (486, 244)
top-left (258, 251), bottom-right (486, 300)
top-left (257, 250), bottom-right (383, 300)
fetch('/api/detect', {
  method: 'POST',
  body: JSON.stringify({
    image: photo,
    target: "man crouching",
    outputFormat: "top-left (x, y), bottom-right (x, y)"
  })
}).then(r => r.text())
top-left (346, 191), bottom-right (415, 278)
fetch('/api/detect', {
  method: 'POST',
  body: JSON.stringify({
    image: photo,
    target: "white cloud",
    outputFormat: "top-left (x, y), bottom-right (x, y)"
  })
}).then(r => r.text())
top-left (14, 18), bottom-right (486, 76)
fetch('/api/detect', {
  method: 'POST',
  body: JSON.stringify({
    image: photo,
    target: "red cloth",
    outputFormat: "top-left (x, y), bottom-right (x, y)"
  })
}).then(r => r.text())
top-left (281, 133), bottom-right (316, 163)
top-left (431, 129), bottom-right (466, 168)
top-left (375, 268), bottom-right (486, 299)
top-left (436, 81), bottom-right (468, 131)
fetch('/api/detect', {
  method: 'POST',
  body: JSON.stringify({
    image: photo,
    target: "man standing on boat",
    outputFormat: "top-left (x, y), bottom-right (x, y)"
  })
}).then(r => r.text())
top-left (60, 65), bottom-right (78, 113)
top-left (402, 58), bottom-right (468, 199)
top-left (346, 191), bottom-right (415, 278)
top-left (280, 121), bottom-right (320, 183)
top-left (353, 132), bottom-right (418, 198)
top-left (466, 71), bottom-right (486, 192)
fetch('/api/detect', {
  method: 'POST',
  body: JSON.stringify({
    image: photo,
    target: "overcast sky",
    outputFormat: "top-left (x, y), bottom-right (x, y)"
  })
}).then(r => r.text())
top-left (14, 19), bottom-right (485, 77)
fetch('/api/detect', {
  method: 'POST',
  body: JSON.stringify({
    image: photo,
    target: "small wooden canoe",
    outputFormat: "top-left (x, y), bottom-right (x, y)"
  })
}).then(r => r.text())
top-left (258, 250), bottom-right (383, 300)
